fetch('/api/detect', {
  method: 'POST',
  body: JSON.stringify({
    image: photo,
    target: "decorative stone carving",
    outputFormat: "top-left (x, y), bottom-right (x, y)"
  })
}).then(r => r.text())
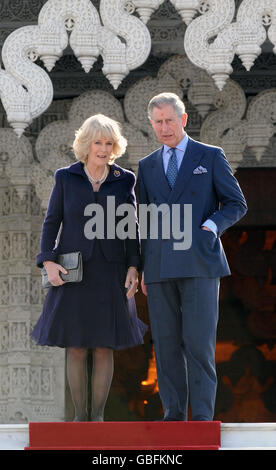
top-left (184, 0), bottom-right (276, 90)
top-left (245, 89), bottom-right (276, 162)
top-left (200, 80), bottom-right (276, 169)
top-left (184, 0), bottom-right (236, 90)
top-left (99, 0), bottom-right (151, 73)
top-left (234, 0), bottom-right (276, 70)
top-left (130, 0), bottom-right (164, 24)
top-left (158, 54), bottom-right (216, 118)
top-left (0, 0), bottom-right (152, 137)
top-left (130, 0), bottom-right (200, 26)
top-left (1, 0), bottom-right (276, 136)
top-left (0, 1), bottom-right (46, 22)
top-left (0, 129), bottom-right (33, 200)
top-left (200, 78), bottom-right (247, 169)
top-left (0, 128), bottom-right (65, 423)
top-left (169, 0), bottom-right (200, 25)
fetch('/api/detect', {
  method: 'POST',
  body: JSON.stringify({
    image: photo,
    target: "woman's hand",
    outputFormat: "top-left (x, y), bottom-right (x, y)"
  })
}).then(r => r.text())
top-left (125, 266), bottom-right (139, 299)
top-left (141, 276), bottom-right (147, 296)
top-left (43, 260), bottom-right (68, 287)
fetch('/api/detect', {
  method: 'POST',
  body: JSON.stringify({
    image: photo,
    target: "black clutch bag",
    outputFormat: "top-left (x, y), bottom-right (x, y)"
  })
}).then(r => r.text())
top-left (41, 251), bottom-right (83, 288)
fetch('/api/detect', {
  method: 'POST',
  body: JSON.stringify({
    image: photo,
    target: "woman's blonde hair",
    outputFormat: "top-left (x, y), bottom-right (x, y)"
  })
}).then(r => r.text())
top-left (72, 114), bottom-right (127, 165)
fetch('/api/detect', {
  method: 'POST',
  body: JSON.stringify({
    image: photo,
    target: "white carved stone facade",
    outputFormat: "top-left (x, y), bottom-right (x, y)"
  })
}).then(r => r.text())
top-left (1, 0), bottom-right (275, 136)
top-left (185, 0), bottom-right (276, 90)
top-left (0, 129), bottom-right (65, 422)
top-left (0, 1), bottom-right (275, 424)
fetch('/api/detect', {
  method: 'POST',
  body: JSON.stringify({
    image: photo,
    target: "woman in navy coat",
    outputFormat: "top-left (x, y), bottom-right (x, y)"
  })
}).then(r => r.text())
top-left (31, 114), bottom-right (147, 422)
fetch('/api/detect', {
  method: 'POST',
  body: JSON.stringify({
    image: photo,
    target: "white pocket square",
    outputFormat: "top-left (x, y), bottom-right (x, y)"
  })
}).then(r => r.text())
top-left (193, 165), bottom-right (207, 174)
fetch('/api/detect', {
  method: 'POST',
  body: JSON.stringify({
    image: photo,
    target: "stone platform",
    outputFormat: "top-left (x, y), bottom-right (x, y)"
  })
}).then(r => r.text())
top-left (0, 422), bottom-right (275, 450)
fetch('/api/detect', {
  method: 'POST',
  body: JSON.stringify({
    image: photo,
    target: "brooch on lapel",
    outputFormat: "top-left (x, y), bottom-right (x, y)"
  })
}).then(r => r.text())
top-left (114, 170), bottom-right (120, 177)
top-left (193, 165), bottom-right (208, 174)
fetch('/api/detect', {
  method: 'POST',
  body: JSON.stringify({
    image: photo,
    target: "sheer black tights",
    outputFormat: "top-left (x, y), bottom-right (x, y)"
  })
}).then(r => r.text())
top-left (66, 347), bottom-right (114, 421)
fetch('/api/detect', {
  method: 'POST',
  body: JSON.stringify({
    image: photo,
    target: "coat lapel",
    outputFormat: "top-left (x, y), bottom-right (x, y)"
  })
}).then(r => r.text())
top-left (67, 161), bottom-right (128, 183)
top-left (150, 147), bottom-right (172, 200)
top-left (105, 163), bottom-right (128, 182)
top-left (67, 160), bottom-right (97, 201)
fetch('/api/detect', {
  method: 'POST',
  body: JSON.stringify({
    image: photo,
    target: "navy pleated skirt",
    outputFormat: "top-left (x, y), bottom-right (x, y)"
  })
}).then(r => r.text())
top-left (31, 241), bottom-right (147, 350)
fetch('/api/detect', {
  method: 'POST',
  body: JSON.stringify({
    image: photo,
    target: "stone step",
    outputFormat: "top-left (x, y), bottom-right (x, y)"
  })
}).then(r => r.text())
top-left (0, 422), bottom-right (275, 450)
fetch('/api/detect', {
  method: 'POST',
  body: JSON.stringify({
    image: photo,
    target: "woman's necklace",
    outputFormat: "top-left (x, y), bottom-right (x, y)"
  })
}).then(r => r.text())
top-left (84, 164), bottom-right (108, 185)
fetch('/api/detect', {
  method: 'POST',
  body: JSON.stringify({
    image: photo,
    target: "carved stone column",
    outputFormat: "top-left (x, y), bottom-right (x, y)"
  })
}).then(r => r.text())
top-left (0, 129), bottom-right (65, 423)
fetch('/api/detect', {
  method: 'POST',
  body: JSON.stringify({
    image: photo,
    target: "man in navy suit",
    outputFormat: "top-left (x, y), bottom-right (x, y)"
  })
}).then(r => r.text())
top-left (138, 92), bottom-right (247, 421)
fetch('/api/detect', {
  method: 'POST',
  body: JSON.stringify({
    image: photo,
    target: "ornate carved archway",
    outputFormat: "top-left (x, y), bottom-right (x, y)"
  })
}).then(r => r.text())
top-left (0, 0), bottom-right (276, 137)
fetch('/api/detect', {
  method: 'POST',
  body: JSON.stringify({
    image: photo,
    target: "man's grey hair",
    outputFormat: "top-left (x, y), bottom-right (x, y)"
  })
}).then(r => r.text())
top-left (147, 92), bottom-right (186, 119)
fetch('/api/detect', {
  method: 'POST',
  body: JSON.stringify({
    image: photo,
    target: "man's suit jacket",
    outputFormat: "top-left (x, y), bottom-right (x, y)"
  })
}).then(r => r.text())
top-left (137, 137), bottom-right (247, 283)
top-left (36, 161), bottom-right (140, 270)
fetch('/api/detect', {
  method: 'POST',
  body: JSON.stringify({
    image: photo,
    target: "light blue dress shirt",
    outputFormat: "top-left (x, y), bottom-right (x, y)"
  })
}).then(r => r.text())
top-left (163, 133), bottom-right (189, 173)
top-left (162, 134), bottom-right (218, 237)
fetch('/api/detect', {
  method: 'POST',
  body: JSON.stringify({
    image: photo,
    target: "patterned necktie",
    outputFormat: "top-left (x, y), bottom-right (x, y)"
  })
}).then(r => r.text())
top-left (166, 147), bottom-right (178, 188)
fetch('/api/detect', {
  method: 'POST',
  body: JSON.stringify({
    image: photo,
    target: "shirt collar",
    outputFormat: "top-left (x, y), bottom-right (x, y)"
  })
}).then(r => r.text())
top-left (163, 133), bottom-right (189, 155)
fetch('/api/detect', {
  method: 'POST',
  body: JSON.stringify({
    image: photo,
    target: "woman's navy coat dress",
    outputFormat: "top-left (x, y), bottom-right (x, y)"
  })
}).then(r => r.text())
top-left (31, 161), bottom-right (147, 349)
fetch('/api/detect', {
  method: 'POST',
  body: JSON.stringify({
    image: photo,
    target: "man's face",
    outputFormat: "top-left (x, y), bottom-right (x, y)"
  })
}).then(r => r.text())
top-left (150, 104), bottom-right (188, 148)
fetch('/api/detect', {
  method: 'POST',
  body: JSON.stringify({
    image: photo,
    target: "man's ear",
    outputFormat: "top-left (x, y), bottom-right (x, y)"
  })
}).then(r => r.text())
top-left (182, 113), bottom-right (188, 128)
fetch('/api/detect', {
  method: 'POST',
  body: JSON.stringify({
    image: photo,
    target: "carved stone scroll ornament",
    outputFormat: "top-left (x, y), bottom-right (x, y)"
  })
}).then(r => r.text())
top-left (0, 26), bottom-right (54, 138)
top-left (200, 79), bottom-right (248, 171)
top-left (184, 0), bottom-right (276, 90)
top-left (99, 0), bottom-right (151, 73)
top-left (234, 0), bottom-right (276, 70)
top-left (184, 0), bottom-right (237, 91)
top-left (123, 0), bottom-right (164, 26)
top-left (128, 0), bottom-right (201, 25)
top-left (37, 0), bottom-right (151, 77)
top-left (158, 54), bottom-right (216, 118)
top-left (0, 0), bottom-right (152, 137)
top-left (169, 0), bottom-right (201, 25)
top-left (200, 81), bottom-right (276, 170)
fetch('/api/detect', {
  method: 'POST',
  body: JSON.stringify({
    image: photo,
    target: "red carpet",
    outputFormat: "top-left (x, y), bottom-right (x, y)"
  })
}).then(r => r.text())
top-left (25, 421), bottom-right (221, 450)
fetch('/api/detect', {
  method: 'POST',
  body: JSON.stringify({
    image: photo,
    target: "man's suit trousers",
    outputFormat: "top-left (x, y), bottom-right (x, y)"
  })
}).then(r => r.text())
top-left (146, 277), bottom-right (220, 421)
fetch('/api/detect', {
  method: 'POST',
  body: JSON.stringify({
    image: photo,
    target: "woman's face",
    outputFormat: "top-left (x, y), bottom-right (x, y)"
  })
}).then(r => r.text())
top-left (87, 136), bottom-right (114, 167)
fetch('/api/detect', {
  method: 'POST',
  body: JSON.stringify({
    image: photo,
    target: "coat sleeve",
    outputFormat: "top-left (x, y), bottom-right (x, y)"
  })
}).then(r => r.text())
top-left (125, 172), bottom-right (141, 271)
top-left (207, 149), bottom-right (247, 237)
top-left (36, 169), bottom-right (64, 268)
top-left (137, 162), bottom-right (149, 272)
